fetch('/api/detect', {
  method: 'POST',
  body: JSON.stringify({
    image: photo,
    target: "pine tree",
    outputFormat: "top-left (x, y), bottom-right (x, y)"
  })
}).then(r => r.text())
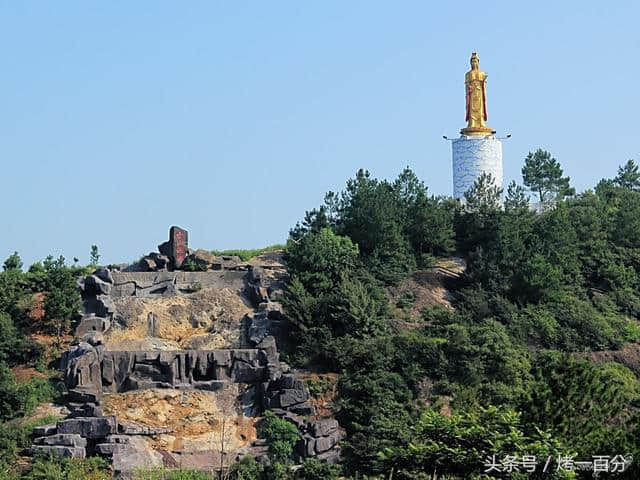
top-left (614, 159), bottom-right (640, 190)
top-left (522, 149), bottom-right (574, 206)
top-left (89, 245), bottom-right (100, 266)
top-left (2, 253), bottom-right (22, 272)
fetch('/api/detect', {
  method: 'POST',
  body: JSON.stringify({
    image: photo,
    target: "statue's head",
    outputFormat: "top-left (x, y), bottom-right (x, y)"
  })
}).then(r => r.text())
top-left (470, 52), bottom-right (479, 70)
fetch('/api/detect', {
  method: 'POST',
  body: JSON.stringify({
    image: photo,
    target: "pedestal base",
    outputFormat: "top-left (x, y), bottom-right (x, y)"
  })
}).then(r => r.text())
top-left (451, 136), bottom-right (503, 200)
top-left (460, 126), bottom-right (495, 136)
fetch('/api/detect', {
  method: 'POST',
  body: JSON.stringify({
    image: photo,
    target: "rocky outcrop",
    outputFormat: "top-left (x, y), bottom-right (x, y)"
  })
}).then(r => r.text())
top-left (101, 347), bottom-right (275, 393)
top-left (250, 412), bottom-right (345, 464)
top-left (131, 227), bottom-right (242, 273)
top-left (110, 271), bottom-right (247, 299)
top-left (32, 434), bottom-right (87, 459)
top-left (30, 417), bottom-right (164, 473)
top-left (60, 339), bottom-right (104, 404)
top-left (57, 416), bottom-right (117, 439)
top-left (33, 240), bottom-right (343, 473)
top-left (180, 250), bottom-right (242, 272)
top-left (263, 373), bottom-right (313, 416)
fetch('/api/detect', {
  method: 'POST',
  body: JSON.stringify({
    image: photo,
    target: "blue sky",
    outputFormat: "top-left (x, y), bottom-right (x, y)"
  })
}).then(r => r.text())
top-left (1, 1), bottom-right (638, 266)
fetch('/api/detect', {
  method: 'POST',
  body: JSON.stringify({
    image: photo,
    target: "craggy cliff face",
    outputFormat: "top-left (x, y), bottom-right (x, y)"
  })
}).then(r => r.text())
top-left (32, 252), bottom-right (345, 476)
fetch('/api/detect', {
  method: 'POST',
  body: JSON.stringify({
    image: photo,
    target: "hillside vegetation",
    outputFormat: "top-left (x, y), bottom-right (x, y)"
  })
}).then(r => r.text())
top-left (281, 157), bottom-right (640, 479)
top-left (2, 155), bottom-right (640, 479)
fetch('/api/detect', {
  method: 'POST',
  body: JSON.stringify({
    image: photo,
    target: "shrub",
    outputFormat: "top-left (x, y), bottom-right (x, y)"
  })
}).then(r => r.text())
top-left (257, 411), bottom-right (300, 463)
top-left (285, 228), bottom-right (359, 296)
top-left (0, 363), bottom-right (59, 422)
top-left (0, 415), bottom-right (59, 466)
top-left (229, 456), bottom-right (264, 480)
top-left (211, 245), bottom-right (285, 262)
top-left (181, 258), bottom-right (208, 272)
top-left (305, 377), bottom-right (333, 397)
top-left (379, 406), bottom-right (573, 480)
top-left (296, 458), bottom-right (341, 480)
top-left (26, 456), bottom-right (109, 480)
top-left (133, 468), bottom-right (212, 480)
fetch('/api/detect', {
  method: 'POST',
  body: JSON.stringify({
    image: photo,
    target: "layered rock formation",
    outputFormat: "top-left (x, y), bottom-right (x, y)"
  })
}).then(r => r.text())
top-left (32, 246), bottom-right (344, 476)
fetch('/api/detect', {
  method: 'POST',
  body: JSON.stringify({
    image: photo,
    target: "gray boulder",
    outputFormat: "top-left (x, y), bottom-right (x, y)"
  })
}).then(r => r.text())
top-left (94, 267), bottom-right (114, 284)
top-left (61, 342), bottom-right (103, 393)
top-left (32, 424), bottom-right (57, 436)
top-left (317, 447), bottom-right (341, 464)
top-left (68, 402), bottom-right (103, 418)
top-left (139, 257), bottom-right (157, 272)
top-left (310, 419), bottom-right (340, 437)
top-left (249, 266), bottom-right (265, 285)
top-left (231, 362), bottom-right (267, 383)
top-left (76, 315), bottom-right (110, 337)
top-left (95, 442), bottom-right (130, 456)
top-left (33, 434), bottom-right (87, 448)
top-left (314, 430), bottom-right (343, 453)
top-left (31, 445), bottom-right (85, 459)
top-left (247, 313), bottom-right (270, 345)
top-left (84, 275), bottom-right (112, 296)
top-left (57, 416), bottom-right (117, 439)
top-left (158, 241), bottom-right (172, 257)
top-left (83, 294), bottom-right (115, 317)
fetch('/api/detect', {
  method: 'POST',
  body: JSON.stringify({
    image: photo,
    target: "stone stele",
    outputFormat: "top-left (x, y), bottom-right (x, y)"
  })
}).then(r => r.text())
top-left (170, 226), bottom-right (188, 268)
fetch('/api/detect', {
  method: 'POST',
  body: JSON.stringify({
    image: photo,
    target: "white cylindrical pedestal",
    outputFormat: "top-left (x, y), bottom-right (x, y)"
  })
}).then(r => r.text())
top-left (452, 136), bottom-right (503, 200)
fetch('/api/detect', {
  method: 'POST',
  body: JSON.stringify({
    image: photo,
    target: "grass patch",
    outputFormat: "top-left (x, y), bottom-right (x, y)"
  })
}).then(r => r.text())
top-left (133, 467), bottom-right (212, 479)
top-left (211, 244), bottom-right (284, 262)
top-left (0, 414), bottom-right (60, 466)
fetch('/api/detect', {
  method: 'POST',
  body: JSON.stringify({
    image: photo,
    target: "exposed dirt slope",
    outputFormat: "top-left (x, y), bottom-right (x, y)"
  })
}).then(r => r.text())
top-left (388, 257), bottom-right (465, 326)
top-left (588, 342), bottom-right (640, 376)
top-left (106, 288), bottom-right (251, 351)
top-left (103, 388), bottom-right (257, 454)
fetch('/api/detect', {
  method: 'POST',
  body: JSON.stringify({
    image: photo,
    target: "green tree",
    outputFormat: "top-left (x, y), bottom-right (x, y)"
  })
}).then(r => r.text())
top-left (283, 226), bottom-right (389, 357)
top-left (89, 245), bottom-right (100, 266)
top-left (258, 411), bottom-right (300, 463)
top-left (435, 318), bottom-right (533, 407)
top-left (463, 172), bottom-right (503, 212)
top-left (0, 269), bottom-right (31, 332)
top-left (296, 458), bottom-right (341, 480)
top-left (326, 275), bottom-right (387, 337)
top-left (0, 314), bottom-right (22, 364)
top-left (524, 354), bottom-right (640, 468)
top-left (0, 363), bottom-right (21, 421)
top-left (379, 406), bottom-right (574, 480)
top-left (334, 336), bottom-right (415, 473)
top-left (285, 228), bottom-right (359, 296)
top-left (2, 253), bottom-right (22, 272)
top-left (455, 173), bottom-right (502, 256)
top-left (522, 149), bottom-right (574, 206)
top-left (393, 168), bottom-right (455, 261)
top-left (42, 256), bottom-right (81, 339)
top-left (614, 159), bottom-right (640, 190)
top-left (335, 169), bottom-right (416, 284)
top-left (504, 180), bottom-right (530, 212)
top-left (228, 456), bottom-right (264, 480)
top-left (26, 456), bottom-right (109, 480)
top-left (611, 189), bottom-right (640, 249)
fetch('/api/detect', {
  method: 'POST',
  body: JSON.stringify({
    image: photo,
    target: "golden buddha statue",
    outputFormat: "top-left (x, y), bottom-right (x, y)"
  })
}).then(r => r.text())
top-left (461, 52), bottom-right (494, 136)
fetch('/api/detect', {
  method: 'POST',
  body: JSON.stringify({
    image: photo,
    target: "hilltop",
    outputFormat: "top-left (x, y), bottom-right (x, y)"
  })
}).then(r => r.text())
top-left (2, 159), bottom-right (640, 479)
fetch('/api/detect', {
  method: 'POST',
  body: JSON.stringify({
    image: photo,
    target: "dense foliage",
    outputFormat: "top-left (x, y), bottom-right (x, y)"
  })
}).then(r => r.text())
top-left (283, 157), bottom-right (640, 478)
top-left (0, 254), bottom-right (87, 476)
top-left (258, 411), bottom-right (301, 464)
top-left (2, 154), bottom-right (640, 479)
